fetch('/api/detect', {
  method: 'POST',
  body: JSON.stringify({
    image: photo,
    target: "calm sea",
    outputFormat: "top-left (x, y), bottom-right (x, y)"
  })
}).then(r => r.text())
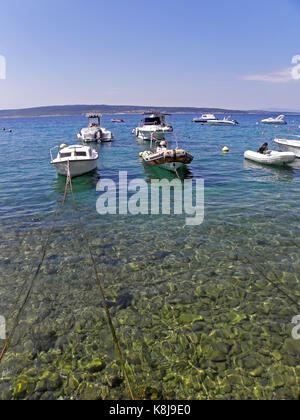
top-left (0, 113), bottom-right (300, 400)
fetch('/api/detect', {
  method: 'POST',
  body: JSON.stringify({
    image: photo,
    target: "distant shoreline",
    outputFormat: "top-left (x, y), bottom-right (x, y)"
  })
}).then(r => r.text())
top-left (0, 105), bottom-right (300, 119)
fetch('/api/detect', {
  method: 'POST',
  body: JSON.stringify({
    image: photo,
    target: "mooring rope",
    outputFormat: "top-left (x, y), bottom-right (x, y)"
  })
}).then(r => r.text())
top-left (218, 237), bottom-right (300, 311)
top-left (0, 175), bottom-right (70, 363)
top-left (243, 251), bottom-right (300, 310)
top-left (0, 163), bottom-right (135, 400)
top-left (67, 164), bottom-right (135, 400)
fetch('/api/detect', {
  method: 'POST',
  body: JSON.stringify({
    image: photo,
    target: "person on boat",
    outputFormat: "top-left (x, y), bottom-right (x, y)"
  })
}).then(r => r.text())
top-left (257, 143), bottom-right (268, 154)
top-left (156, 140), bottom-right (167, 153)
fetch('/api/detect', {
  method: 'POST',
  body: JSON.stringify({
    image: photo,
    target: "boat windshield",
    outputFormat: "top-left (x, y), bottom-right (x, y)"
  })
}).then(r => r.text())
top-left (88, 118), bottom-right (100, 127)
top-left (75, 151), bottom-right (87, 157)
top-left (143, 117), bottom-right (161, 126)
top-left (60, 152), bottom-right (72, 158)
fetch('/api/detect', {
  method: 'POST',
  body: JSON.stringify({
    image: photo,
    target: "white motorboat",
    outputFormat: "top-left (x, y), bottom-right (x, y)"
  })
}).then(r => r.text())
top-left (207, 116), bottom-right (239, 126)
top-left (50, 144), bottom-right (99, 177)
top-left (133, 112), bottom-right (173, 141)
top-left (77, 113), bottom-right (114, 143)
top-left (261, 115), bottom-right (287, 125)
top-left (192, 114), bottom-right (218, 123)
top-left (244, 150), bottom-right (296, 166)
top-left (139, 140), bottom-right (193, 173)
top-left (274, 136), bottom-right (300, 157)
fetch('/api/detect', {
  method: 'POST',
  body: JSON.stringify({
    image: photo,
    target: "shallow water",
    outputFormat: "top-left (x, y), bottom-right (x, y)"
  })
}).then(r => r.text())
top-left (0, 114), bottom-right (300, 400)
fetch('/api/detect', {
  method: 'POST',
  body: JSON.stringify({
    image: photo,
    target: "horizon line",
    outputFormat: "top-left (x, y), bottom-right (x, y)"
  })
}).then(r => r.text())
top-left (1, 104), bottom-right (300, 114)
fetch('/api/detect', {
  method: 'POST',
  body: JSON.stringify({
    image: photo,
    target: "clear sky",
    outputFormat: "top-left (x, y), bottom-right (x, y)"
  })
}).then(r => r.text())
top-left (0, 0), bottom-right (299, 110)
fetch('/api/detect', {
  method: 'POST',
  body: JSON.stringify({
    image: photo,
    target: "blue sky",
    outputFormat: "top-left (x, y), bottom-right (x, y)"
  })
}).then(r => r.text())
top-left (0, 0), bottom-right (299, 110)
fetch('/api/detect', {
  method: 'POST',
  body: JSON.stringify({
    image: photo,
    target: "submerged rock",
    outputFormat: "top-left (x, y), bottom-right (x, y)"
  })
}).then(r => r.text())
top-left (85, 358), bottom-right (105, 374)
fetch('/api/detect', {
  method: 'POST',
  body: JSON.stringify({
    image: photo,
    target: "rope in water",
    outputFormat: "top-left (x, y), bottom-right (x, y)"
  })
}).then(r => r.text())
top-left (243, 251), bottom-right (300, 310)
top-left (0, 163), bottom-right (135, 400)
top-left (0, 175), bottom-right (70, 363)
top-left (67, 164), bottom-right (135, 400)
top-left (218, 238), bottom-right (300, 311)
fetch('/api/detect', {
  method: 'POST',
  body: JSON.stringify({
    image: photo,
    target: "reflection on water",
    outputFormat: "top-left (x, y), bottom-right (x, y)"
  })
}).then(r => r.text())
top-left (243, 159), bottom-right (295, 182)
top-left (289, 158), bottom-right (300, 170)
top-left (51, 170), bottom-right (100, 193)
top-left (142, 162), bottom-right (193, 182)
top-left (97, 142), bottom-right (113, 150)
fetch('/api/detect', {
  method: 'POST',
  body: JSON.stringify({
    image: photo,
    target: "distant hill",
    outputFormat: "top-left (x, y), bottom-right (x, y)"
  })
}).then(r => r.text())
top-left (0, 104), bottom-right (299, 118)
top-left (265, 108), bottom-right (300, 113)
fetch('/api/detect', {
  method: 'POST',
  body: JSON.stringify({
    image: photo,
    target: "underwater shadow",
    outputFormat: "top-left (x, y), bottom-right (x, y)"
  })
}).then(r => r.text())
top-left (142, 162), bottom-right (193, 183)
top-left (243, 159), bottom-right (295, 182)
top-left (51, 170), bottom-right (100, 194)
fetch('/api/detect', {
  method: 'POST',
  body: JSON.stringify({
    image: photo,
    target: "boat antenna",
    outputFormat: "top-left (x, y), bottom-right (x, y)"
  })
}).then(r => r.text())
top-left (174, 132), bottom-right (179, 150)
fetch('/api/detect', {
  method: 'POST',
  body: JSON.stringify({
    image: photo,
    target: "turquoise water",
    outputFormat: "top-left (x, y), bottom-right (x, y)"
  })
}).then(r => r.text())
top-left (0, 114), bottom-right (300, 400)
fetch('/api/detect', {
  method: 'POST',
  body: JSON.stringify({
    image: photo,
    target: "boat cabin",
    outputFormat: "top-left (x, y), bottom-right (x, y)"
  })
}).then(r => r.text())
top-left (86, 113), bottom-right (102, 128)
top-left (142, 112), bottom-right (170, 126)
top-left (58, 145), bottom-right (93, 160)
top-left (202, 114), bottom-right (216, 120)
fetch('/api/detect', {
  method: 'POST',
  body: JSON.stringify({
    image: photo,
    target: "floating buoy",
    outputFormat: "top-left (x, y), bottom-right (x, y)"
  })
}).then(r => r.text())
top-left (262, 131), bottom-right (265, 136)
top-left (222, 146), bottom-right (229, 153)
top-left (139, 152), bottom-right (143, 158)
top-left (288, 128), bottom-right (291, 132)
top-left (2, 128), bottom-right (5, 131)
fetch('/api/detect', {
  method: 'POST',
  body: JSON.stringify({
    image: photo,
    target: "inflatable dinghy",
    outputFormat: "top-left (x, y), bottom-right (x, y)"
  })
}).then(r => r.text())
top-left (244, 150), bottom-right (296, 166)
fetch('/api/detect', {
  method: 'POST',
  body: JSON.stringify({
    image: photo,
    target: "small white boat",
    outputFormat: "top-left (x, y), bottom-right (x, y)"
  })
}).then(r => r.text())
top-left (139, 140), bottom-right (193, 173)
top-left (50, 144), bottom-right (99, 177)
top-left (207, 116), bottom-right (239, 126)
top-left (192, 114), bottom-right (218, 123)
top-left (261, 115), bottom-right (287, 125)
top-left (134, 112), bottom-right (173, 141)
top-left (244, 150), bottom-right (296, 166)
top-left (274, 136), bottom-right (300, 157)
top-left (78, 113), bottom-right (114, 142)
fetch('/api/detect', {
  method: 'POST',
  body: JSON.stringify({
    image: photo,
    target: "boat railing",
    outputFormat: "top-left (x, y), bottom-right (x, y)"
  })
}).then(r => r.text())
top-left (274, 134), bottom-right (300, 140)
top-left (50, 146), bottom-right (59, 161)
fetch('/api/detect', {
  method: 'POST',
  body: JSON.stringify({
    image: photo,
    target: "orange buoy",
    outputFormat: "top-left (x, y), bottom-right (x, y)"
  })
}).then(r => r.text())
top-left (262, 131), bottom-right (265, 136)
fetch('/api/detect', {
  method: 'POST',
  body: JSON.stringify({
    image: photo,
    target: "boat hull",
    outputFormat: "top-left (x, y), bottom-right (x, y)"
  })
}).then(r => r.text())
top-left (244, 150), bottom-right (296, 166)
top-left (145, 161), bottom-right (185, 172)
top-left (274, 139), bottom-right (300, 157)
top-left (193, 118), bottom-right (217, 123)
top-left (207, 121), bottom-right (238, 126)
top-left (51, 160), bottom-right (98, 177)
top-left (135, 127), bottom-right (173, 141)
top-left (261, 120), bottom-right (287, 125)
top-left (141, 149), bottom-right (193, 172)
top-left (78, 128), bottom-right (113, 142)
